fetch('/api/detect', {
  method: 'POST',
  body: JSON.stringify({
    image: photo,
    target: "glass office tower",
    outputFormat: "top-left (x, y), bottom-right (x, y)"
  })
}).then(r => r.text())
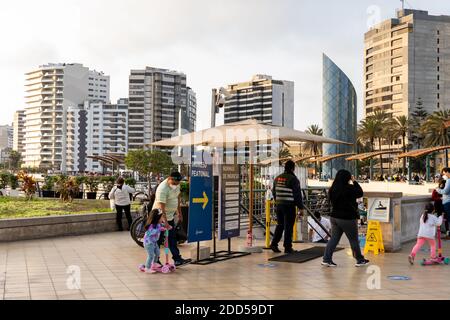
top-left (322, 54), bottom-right (357, 178)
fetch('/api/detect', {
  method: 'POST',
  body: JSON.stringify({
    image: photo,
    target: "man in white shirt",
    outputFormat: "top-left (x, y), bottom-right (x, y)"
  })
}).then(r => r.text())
top-left (308, 212), bottom-right (331, 243)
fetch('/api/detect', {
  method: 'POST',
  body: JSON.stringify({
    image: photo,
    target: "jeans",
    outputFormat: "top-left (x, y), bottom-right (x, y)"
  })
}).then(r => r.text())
top-left (443, 202), bottom-right (450, 232)
top-left (144, 242), bottom-right (160, 269)
top-left (167, 219), bottom-right (182, 262)
top-left (271, 205), bottom-right (296, 250)
top-left (411, 237), bottom-right (436, 259)
top-left (116, 204), bottom-right (132, 230)
top-left (323, 218), bottom-right (364, 262)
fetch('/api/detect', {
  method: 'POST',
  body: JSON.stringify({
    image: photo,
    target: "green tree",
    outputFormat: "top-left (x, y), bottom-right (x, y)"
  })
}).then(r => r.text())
top-left (125, 149), bottom-right (174, 196)
top-left (422, 109), bottom-right (450, 147)
top-left (391, 115), bottom-right (409, 174)
top-left (304, 125), bottom-right (323, 175)
top-left (8, 150), bottom-right (22, 171)
top-left (409, 98), bottom-right (429, 149)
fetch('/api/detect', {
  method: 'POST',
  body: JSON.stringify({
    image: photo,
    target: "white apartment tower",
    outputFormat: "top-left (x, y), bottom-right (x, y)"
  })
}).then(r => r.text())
top-left (13, 110), bottom-right (25, 154)
top-left (23, 63), bottom-right (110, 172)
top-left (128, 67), bottom-right (196, 150)
top-left (84, 99), bottom-right (129, 173)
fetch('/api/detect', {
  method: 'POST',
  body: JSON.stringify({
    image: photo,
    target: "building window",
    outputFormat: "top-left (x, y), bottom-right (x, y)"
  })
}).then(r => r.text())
top-left (437, 84), bottom-right (440, 90)
top-left (438, 75), bottom-right (440, 81)
top-left (438, 103), bottom-right (440, 109)
top-left (438, 48), bottom-right (440, 54)
top-left (437, 38), bottom-right (440, 44)
top-left (437, 56), bottom-right (440, 63)
top-left (438, 93), bottom-right (440, 100)
top-left (438, 66), bottom-right (440, 72)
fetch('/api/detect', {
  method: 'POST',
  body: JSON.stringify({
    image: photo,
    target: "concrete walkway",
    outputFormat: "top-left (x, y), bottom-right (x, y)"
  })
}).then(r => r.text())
top-left (0, 231), bottom-right (448, 300)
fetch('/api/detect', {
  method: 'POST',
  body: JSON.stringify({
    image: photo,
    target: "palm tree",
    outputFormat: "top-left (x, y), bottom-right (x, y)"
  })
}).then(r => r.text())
top-left (422, 109), bottom-right (450, 166)
top-left (304, 125), bottom-right (323, 175)
top-left (357, 118), bottom-right (379, 152)
top-left (391, 115), bottom-right (409, 174)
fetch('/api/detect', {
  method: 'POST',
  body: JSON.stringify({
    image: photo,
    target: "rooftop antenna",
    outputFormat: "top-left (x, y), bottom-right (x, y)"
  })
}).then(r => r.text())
top-left (401, 0), bottom-right (405, 10)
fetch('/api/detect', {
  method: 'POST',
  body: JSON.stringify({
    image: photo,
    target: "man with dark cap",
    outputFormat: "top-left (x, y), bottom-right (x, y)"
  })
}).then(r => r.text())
top-left (271, 160), bottom-right (305, 253)
top-left (153, 171), bottom-right (191, 266)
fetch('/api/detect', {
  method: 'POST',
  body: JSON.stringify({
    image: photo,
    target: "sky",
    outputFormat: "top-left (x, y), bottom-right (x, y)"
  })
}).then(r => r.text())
top-left (0, 0), bottom-right (449, 131)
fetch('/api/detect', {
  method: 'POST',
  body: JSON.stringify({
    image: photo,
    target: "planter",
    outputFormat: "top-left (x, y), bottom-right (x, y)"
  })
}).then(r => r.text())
top-left (74, 192), bottom-right (84, 199)
top-left (0, 211), bottom-right (138, 242)
top-left (55, 192), bottom-right (61, 199)
top-left (102, 192), bottom-right (110, 200)
top-left (86, 192), bottom-right (97, 200)
top-left (42, 190), bottom-right (55, 198)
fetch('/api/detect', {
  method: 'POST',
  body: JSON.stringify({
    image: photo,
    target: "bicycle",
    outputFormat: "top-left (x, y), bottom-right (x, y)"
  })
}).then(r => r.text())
top-left (130, 198), bottom-right (153, 248)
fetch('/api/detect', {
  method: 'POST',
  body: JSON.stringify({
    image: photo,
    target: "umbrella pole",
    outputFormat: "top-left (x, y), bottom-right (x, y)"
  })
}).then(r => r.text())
top-left (249, 162), bottom-right (254, 247)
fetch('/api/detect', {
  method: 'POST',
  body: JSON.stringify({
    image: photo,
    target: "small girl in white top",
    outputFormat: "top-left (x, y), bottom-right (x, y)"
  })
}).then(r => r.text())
top-left (408, 203), bottom-right (443, 265)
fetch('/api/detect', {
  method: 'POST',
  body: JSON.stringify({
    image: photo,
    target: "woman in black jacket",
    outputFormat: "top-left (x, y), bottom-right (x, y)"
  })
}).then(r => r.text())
top-left (322, 169), bottom-right (370, 267)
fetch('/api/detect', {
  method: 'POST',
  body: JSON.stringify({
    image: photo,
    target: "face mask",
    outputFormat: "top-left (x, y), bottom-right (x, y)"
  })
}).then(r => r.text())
top-left (169, 184), bottom-right (178, 190)
top-left (444, 176), bottom-right (449, 181)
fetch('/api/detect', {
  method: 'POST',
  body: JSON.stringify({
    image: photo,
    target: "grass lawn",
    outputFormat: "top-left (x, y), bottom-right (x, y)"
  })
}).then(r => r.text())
top-left (0, 197), bottom-right (117, 219)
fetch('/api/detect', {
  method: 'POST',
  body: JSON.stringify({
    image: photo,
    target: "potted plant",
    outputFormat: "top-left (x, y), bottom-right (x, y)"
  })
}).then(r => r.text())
top-left (0, 172), bottom-right (9, 194)
top-left (85, 175), bottom-right (99, 200)
top-left (101, 176), bottom-right (116, 200)
top-left (41, 175), bottom-right (55, 198)
top-left (55, 176), bottom-right (79, 202)
top-left (8, 174), bottom-right (19, 197)
top-left (74, 176), bottom-right (86, 199)
top-left (17, 171), bottom-right (36, 200)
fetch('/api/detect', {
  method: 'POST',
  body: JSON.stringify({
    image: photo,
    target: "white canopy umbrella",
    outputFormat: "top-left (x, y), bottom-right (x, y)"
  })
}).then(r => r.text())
top-left (150, 119), bottom-right (350, 147)
top-left (149, 119), bottom-right (351, 249)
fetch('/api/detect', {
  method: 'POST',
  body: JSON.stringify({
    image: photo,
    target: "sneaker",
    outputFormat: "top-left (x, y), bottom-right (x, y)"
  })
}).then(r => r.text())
top-left (321, 261), bottom-right (337, 267)
top-left (355, 259), bottom-right (370, 267)
top-left (138, 264), bottom-right (146, 272)
top-left (270, 245), bottom-right (281, 253)
top-left (284, 248), bottom-right (298, 254)
top-left (174, 258), bottom-right (192, 267)
top-left (408, 255), bottom-right (414, 265)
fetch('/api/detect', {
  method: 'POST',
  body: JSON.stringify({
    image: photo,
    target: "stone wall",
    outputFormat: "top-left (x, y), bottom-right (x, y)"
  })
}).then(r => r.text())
top-left (0, 212), bottom-right (137, 242)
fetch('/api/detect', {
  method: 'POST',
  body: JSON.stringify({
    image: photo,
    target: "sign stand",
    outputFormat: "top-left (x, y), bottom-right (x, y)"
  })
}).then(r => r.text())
top-left (192, 163), bottom-right (250, 265)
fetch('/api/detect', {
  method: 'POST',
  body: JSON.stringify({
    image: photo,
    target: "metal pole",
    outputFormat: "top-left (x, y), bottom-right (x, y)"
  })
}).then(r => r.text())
top-left (249, 162), bottom-right (254, 247)
top-left (370, 159), bottom-right (373, 180)
top-left (408, 157), bottom-right (412, 181)
top-left (265, 199), bottom-right (271, 249)
top-left (426, 155), bottom-right (431, 182)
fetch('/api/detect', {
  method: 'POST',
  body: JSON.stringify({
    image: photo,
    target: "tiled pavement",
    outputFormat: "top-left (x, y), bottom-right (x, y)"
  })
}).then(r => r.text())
top-left (1, 231), bottom-right (449, 300)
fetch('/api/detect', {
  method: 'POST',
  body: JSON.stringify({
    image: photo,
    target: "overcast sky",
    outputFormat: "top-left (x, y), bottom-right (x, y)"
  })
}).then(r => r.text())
top-left (1, 0), bottom-right (449, 131)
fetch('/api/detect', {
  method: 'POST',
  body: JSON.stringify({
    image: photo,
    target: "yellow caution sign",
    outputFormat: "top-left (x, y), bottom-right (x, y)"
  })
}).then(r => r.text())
top-left (364, 220), bottom-right (385, 255)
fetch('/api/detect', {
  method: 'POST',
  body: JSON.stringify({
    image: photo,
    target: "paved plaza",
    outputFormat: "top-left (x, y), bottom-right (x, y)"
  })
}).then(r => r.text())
top-left (0, 231), bottom-right (449, 300)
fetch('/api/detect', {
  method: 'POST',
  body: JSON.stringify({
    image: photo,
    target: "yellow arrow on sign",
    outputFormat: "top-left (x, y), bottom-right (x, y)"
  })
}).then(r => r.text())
top-left (193, 192), bottom-right (209, 209)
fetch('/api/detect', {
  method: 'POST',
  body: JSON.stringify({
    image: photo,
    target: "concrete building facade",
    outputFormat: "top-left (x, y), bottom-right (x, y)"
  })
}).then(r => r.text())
top-left (364, 9), bottom-right (450, 147)
top-left (216, 74), bottom-right (294, 128)
top-left (13, 110), bottom-right (25, 154)
top-left (23, 63), bottom-right (110, 172)
top-left (128, 67), bottom-right (196, 151)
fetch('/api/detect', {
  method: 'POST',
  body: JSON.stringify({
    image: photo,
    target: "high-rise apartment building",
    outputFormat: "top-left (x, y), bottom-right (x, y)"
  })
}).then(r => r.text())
top-left (0, 125), bottom-right (12, 149)
top-left (364, 9), bottom-right (450, 148)
top-left (213, 75), bottom-right (294, 128)
top-left (13, 110), bottom-right (25, 154)
top-left (84, 99), bottom-right (129, 173)
top-left (23, 63), bottom-right (110, 172)
top-left (128, 67), bottom-right (196, 151)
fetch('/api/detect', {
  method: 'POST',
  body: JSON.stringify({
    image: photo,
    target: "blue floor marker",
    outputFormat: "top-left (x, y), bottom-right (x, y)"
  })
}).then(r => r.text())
top-left (388, 275), bottom-right (411, 281)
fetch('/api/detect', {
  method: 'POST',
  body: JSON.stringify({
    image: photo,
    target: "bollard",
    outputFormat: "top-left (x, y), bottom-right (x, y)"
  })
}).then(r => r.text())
top-left (264, 199), bottom-right (271, 249)
top-left (293, 217), bottom-right (298, 242)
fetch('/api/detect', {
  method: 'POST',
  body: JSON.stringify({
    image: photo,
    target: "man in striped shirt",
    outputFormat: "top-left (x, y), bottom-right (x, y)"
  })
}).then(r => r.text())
top-left (270, 160), bottom-right (305, 254)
